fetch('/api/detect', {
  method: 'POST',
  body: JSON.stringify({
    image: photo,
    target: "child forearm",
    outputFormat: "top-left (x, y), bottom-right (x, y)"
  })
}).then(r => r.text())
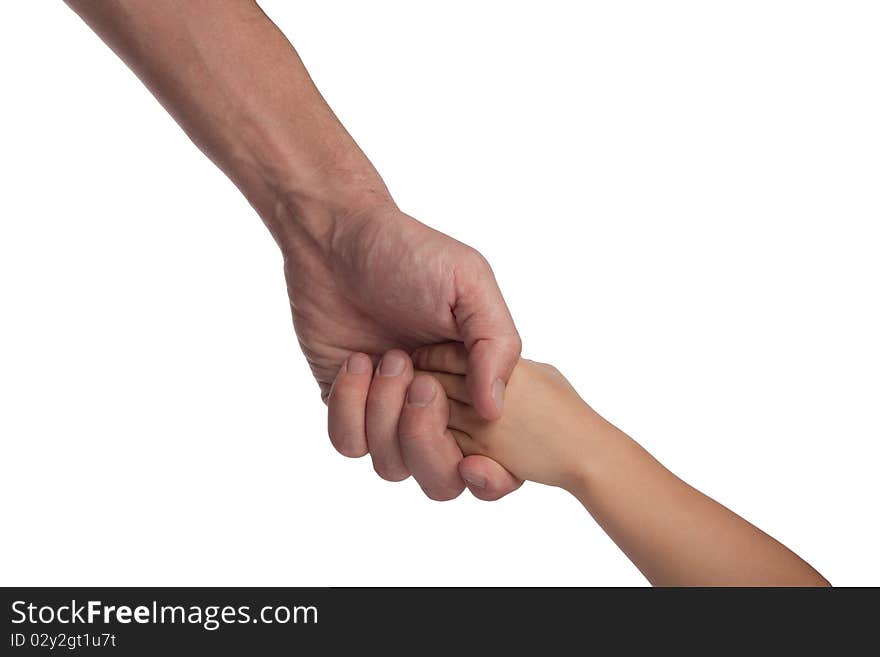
top-left (413, 346), bottom-right (828, 586)
top-left (568, 421), bottom-right (830, 586)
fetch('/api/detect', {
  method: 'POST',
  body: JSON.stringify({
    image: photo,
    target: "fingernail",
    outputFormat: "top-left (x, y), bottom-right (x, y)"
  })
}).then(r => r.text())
top-left (347, 353), bottom-right (372, 374)
top-left (462, 473), bottom-right (487, 489)
top-left (492, 378), bottom-right (505, 413)
top-left (379, 351), bottom-right (406, 377)
top-left (407, 377), bottom-right (436, 406)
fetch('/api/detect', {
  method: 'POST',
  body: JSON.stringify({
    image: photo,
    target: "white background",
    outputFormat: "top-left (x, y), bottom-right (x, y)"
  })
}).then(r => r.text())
top-left (2, 1), bottom-right (878, 586)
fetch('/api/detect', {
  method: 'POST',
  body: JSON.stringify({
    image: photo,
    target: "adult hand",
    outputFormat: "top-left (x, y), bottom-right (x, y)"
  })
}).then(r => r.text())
top-left (282, 203), bottom-right (522, 500)
top-left (63, 0), bottom-right (521, 500)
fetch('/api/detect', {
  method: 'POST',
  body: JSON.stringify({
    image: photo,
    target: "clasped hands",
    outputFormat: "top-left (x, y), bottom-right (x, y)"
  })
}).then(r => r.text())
top-left (280, 204), bottom-right (523, 502)
top-left (327, 345), bottom-right (521, 501)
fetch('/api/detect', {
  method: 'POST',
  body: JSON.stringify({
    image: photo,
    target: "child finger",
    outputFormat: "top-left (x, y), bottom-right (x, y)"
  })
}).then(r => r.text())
top-left (412, 342), bottom-right (469, 374)
top-left (415, 370), bottom-right (470, 403)
top-left (450, 429), bottom-right (481, 457)
top-left (447, 398), bottom-right (484, 433)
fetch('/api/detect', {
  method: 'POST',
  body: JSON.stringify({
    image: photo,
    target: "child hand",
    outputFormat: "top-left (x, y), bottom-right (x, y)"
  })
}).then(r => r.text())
top-left (413, 343), bottom-right (831, 587)
top-left (413, 343), bottom-right (604, 490)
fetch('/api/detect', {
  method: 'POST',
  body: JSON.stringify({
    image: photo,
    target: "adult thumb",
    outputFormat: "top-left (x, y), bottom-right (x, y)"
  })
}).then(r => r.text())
top-left (454, 257), bottom-right (521, 421)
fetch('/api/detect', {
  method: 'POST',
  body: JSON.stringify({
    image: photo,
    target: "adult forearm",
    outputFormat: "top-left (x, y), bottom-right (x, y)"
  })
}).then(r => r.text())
top-left (65, 0), bottom-right (392, 246)
top-left (570, 424), bottom-right (829, 586)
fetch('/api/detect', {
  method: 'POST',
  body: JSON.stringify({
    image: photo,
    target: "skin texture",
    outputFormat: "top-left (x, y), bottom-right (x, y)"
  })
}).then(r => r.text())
top-left (288, 205), bottom-right (521, 488)
top-left (64, 0), bottom-right (521, 500)
top-left (414, 343), bottom-right (831, 586)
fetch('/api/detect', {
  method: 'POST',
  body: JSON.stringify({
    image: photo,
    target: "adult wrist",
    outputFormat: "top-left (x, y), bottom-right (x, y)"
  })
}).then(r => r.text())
top-left (221, 113), bottom-right (395, 254)
top-left (264, 165), bottom-right (395, 257)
